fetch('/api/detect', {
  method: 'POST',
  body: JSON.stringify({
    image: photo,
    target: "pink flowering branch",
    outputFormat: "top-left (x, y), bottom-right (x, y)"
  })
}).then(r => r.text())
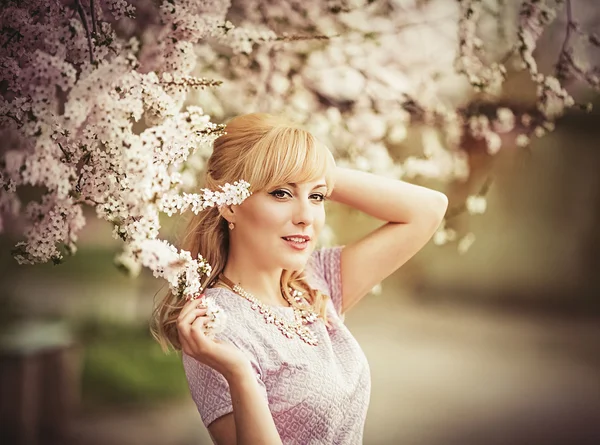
top-left (1, 0), bottom-right (600, 265)
top-left (0, 0), bottom-right (253, 303)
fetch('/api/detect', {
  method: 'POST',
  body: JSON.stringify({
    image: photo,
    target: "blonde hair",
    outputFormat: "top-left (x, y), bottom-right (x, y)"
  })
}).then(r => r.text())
top-left (151, 113), bottom-right (336, 351)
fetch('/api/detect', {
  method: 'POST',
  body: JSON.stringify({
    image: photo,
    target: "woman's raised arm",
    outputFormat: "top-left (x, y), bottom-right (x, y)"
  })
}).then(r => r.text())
top-left (330, 166), bottom-right (448, 312)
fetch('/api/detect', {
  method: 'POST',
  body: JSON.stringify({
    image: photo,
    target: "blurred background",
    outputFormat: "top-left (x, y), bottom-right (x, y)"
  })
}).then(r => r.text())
top-left (2, 0), bottom-right (600, 445)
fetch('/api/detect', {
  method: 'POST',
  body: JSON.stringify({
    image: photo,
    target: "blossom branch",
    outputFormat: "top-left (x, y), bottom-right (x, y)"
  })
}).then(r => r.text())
top-left (90, 0), bottom-right (98, 36)
top-left (2, 0), bottom-right (600, 270)
top-left (559, 0), bottom-right (574, 56)
top-left (57, 143), bottom-right (71, 162)
top-left (74, 0), bottom-right (95, 64)
top-left (2, 30), bottom-right (22, 48)
top-left (555, 0), bottom-right (574, 81)
top-left (445, 174), bottom-right (494, 221)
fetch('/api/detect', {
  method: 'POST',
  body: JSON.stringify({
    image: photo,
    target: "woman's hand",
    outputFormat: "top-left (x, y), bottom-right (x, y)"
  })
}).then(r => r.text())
top-left (177, 295), bottom-right (252, 381)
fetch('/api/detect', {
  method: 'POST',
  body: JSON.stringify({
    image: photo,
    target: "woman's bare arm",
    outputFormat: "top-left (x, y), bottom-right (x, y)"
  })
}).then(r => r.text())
top-left (208, 366), bottom-right (282, 445)
top-left (177, 299), bottom-right (282, 445)
top-left (330, 166), bottom-right (448, 312)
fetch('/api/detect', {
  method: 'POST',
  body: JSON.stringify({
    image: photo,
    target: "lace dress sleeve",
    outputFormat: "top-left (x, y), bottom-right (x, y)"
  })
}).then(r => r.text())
top-left (307, 246), bottom-right (345, 316)
top-left (182, 332), bottom-right (268, 427)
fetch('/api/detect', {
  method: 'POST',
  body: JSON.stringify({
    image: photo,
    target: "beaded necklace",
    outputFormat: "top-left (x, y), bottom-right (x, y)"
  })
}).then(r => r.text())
top-left (217, 274), bottom-right (319, 346)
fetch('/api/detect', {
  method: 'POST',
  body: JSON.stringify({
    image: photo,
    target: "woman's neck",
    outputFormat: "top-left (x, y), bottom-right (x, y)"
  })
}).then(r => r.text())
top-left (219, 261), bottom-right (289, 307)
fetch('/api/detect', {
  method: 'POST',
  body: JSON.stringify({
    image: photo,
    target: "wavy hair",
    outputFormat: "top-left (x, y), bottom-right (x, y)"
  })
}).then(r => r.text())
top-left (151, 113), bottom-right (336, 351)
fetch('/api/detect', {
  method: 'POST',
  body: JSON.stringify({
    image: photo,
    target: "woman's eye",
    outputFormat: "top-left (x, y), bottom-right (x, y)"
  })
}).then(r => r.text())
top-left (269, 190), bottom-right (325, 201)
top-left (269, 189), bottom-right (291, 199)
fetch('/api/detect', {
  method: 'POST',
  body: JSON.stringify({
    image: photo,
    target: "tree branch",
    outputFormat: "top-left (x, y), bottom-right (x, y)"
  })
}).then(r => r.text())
top-left (2, 29), bottom-right (22, 48)
top-left (57, 142), bottom-right (71, 162)
top-left (558, 0), bottom-right (574, 57)
top-left (74, 0), bottom-right (95, 64)
top-left (445, 174), bottom-right (494, 220)
top-left (90, 0), bottom-right (98, 36)
top-left (555, 0), bottom-right (574, 80)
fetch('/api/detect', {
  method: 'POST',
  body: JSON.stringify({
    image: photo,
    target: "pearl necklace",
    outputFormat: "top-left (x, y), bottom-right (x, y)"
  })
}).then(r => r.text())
top-left (217, 274), bottom-right (319, 346)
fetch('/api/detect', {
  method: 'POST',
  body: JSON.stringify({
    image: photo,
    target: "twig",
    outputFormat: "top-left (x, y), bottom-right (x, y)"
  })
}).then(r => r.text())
top-left (2, 29), bottom-right (21, 48)
top-left (270, 33), bottom-right (338, 42)
top-left (561, 50), bottom-right (600, 91)
top-left (2, 112), bottom-right (22, 126)
top-left (555, 0), bottom-right (574, 80)
top-left (74, 196), bottom-right (102, 206)
top-left (57, 142), bottom-right (71, 162)
top-left (445, 174), bottom-right (494, 220)
top-left (90, 0), bottom-right (98, 36)
top-left (74, 0), bottom-right (95, 64)
top-left (75, 151), bottom-right (92, 193)
top-left (444, 203), bottom-right (467, 220)
top-left (558, 0), bottom-right (574, 57)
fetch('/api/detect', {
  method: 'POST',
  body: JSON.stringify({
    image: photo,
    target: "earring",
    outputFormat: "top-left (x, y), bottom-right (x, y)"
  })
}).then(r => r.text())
top-left (228, 222), bottom-right (235, 230)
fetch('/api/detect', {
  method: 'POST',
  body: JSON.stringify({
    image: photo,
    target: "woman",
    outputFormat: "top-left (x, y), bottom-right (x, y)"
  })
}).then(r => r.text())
top-left (152, 113), bottom-right (448, 444)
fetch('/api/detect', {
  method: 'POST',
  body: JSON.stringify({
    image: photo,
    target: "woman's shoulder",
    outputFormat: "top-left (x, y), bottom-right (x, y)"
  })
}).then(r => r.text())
top-left (205, 286), bottom-right (247, 313)
top-left (305, 246), bottom-right (345, 316)
top-left (203, 287), bottom-right (259, 339)
top-left (305, 246), bottom-right (343, 285)
top-left (306, 245), bottom-right (343, 274)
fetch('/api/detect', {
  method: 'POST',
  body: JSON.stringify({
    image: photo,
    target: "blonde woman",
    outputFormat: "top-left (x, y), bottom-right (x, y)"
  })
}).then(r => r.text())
top-left (152, 113), bottom-right (448, 445)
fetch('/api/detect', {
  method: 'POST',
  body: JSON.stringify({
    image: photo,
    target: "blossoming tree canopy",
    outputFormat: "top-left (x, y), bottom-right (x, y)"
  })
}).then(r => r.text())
top-left (0, 0), bottom-right (254, 309)
top-left (1, 0), bottom-right (599, 307)
top-left (186, 0), bottom-right (598, 252)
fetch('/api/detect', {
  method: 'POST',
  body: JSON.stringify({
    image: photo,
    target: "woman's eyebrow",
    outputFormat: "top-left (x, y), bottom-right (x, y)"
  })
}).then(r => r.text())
top-left (287, 182), bottom-right (327, 190)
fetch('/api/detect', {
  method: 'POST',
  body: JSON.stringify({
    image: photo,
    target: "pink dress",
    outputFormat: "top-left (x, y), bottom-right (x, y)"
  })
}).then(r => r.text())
top-left (183, 246), bottom-right (371, 444)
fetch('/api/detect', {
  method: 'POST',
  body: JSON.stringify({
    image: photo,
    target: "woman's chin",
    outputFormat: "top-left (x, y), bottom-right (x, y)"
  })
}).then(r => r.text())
top-left (281, 253), bottom-right (311, 271)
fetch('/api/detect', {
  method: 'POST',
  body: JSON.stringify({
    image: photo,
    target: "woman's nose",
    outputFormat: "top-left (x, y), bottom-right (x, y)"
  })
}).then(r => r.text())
top-left (292, 197), bottom-right (314, 226)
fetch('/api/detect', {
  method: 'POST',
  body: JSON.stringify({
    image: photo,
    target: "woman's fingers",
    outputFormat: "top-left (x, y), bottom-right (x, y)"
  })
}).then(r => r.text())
top-left (179, 303), bottom-right (206, 324)
top-left (189, 313), bottom-right (210, 340)
top-left (178, 307), bottom-right (208, 329)
top-left (179, 308), bottom-right (213, 356)
top-left (176, 294), bottom-right (217, 357)
top-left (177, 306), bottom-right (208, 340)
top-left (178, 294), bottom-right (207, 320)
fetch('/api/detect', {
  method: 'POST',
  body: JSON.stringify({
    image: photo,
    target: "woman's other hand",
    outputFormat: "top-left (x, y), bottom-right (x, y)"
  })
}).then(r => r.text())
top-left (177, 295), bottom-right (252, 381)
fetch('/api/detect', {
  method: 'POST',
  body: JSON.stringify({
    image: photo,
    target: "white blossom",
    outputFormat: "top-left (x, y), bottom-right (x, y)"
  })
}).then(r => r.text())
top-left (433, 220), bottom-right (457, 246)
top-left (485, 132), bottom-right (502, 155)
top-left (466, 195), bottom-right (487, 215)
top-left (387, 123), bottom-right (408, 145)
top-left (304, 66), bottom-right (366, 103)
top-left (516, 134), bottom-right (531, 147)
top-left (457, 232), bottom-right (476, 254)
top-left (493, 108), bottom-right (516, 134)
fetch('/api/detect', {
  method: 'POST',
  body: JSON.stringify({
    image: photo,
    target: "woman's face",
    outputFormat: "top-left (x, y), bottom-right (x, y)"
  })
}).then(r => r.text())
top-left (229, 178), bottom-right (328, 271)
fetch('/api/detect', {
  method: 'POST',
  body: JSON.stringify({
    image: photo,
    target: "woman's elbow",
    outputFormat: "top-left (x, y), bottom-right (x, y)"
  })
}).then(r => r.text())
top-left (425, 191), bottom-right (449, 223)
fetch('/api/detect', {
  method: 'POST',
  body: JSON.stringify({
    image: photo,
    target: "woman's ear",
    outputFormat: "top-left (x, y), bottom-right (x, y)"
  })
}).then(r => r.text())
top-left (218, 204), bottom-right (236, 224)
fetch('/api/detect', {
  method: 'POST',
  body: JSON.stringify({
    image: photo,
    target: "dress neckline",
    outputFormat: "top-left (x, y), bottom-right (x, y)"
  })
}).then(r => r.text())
top-left (208, 286), bottom-right (295, 311)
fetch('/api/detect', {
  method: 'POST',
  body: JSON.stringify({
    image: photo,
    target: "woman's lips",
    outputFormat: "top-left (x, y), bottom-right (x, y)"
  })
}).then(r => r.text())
top-left (281, 236), bottom-right (309, 250)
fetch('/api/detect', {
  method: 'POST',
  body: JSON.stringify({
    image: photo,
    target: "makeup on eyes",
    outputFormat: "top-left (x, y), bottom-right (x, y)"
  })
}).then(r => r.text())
top-left (269, 189), bottom-right (325, 201)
